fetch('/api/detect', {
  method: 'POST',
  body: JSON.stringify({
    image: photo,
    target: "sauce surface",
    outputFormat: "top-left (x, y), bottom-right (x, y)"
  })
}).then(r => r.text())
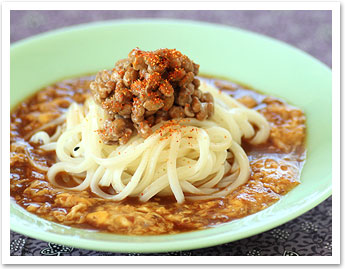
top-left (10, 76), bottom-right (306, 235)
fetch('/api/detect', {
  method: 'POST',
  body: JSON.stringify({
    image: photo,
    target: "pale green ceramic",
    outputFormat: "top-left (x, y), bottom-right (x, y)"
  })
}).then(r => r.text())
top-left (10, 19), bottom-right (332, 253)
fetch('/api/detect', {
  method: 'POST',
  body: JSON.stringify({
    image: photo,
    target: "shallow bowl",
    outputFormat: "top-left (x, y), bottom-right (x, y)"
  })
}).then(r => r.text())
top-left (10, 19), bottom-right (332, 253)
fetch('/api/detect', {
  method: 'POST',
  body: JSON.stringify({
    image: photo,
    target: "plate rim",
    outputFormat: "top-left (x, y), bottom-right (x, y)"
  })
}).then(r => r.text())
top-left (11, 18), bottom-right (331, 72)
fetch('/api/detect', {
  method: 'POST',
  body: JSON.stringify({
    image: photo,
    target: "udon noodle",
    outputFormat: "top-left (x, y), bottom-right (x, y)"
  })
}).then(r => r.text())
top-left (30, 83), bottom-right (270, 203)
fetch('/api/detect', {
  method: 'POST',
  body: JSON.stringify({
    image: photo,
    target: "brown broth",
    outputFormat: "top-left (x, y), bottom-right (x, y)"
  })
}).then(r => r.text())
top-left (10, 76), bottom-right (306, 235)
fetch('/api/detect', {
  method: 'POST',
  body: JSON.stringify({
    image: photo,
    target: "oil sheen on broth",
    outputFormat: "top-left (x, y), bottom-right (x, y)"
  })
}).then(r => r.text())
top-left (10, 76), bottom-right (306, 235)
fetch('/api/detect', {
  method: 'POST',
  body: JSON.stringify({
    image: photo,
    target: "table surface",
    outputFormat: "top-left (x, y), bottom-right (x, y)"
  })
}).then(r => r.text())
top-left (10, 10), bottom-right (332, 256)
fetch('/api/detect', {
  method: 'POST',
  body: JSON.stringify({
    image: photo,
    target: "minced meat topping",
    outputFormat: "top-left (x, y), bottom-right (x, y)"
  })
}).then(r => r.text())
top-left (90, 48), bottom-right (214, 145)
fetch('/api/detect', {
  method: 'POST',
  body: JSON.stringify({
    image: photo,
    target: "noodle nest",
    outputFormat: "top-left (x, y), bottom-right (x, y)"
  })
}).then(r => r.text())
top-left (31, 83), bottom-right (270, 203)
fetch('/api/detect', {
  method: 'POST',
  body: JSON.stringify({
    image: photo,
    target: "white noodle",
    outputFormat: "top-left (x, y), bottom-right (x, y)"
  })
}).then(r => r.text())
top-left (36, 83), bottom-right (270, 203)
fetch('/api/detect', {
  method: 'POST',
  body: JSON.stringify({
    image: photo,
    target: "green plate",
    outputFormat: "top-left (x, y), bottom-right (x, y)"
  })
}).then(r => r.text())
top-left (10, 19), bottom-right (332, 253)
